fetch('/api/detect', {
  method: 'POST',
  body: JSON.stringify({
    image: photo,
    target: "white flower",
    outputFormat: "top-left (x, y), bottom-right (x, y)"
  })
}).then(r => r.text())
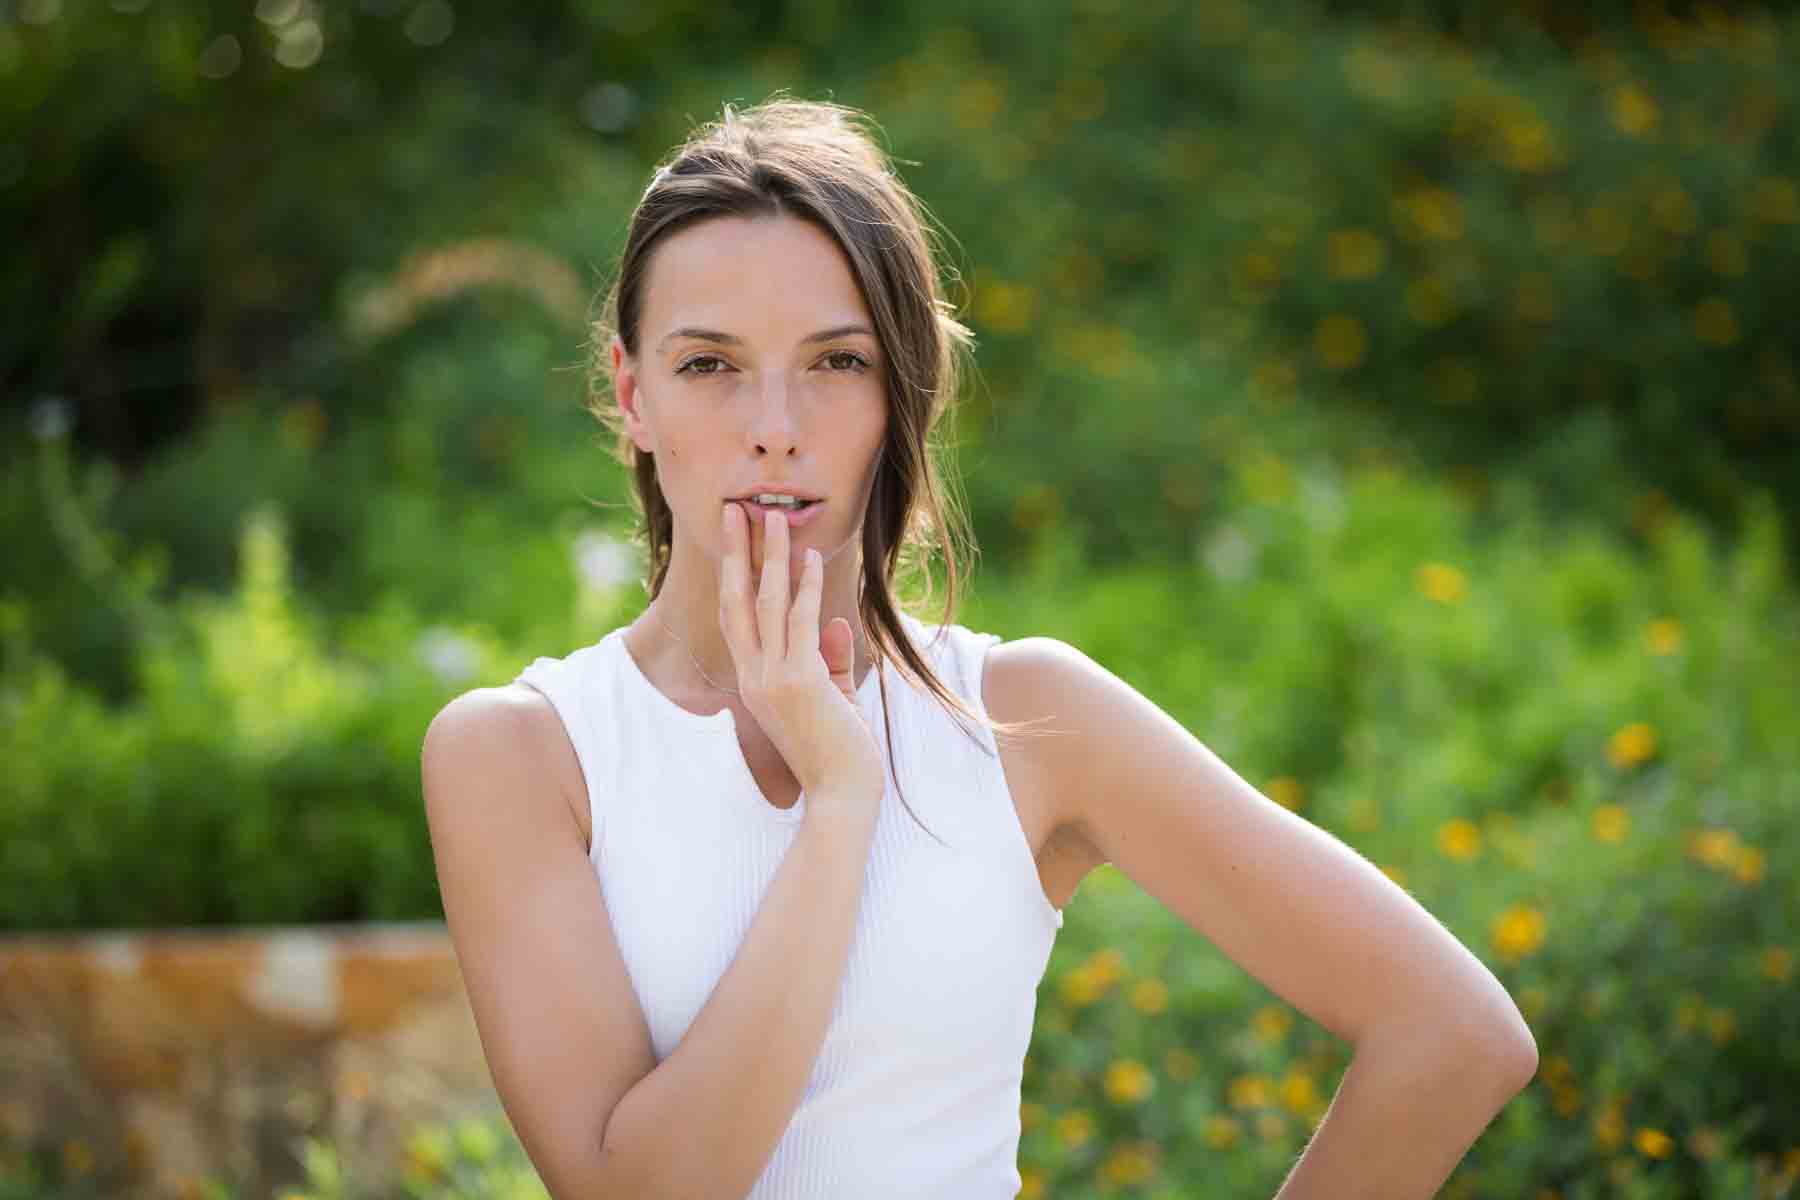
top-left (29, 395), bottom-right (72, 442)
top-left (417, 627), bottom-right (479, 684)
top-left (574, 530), bottom-right (638, 592)
top-left (1202, 524), bottom-right (1258, 582)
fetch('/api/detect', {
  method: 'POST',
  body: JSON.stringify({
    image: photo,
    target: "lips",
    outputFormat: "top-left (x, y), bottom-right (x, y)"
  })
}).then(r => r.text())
top-left (734, 498), bottom-right (826, 531)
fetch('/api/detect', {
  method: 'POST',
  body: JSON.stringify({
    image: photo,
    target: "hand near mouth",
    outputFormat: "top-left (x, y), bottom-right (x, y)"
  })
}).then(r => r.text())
top-left (719, 501), bottom-right (884, 807)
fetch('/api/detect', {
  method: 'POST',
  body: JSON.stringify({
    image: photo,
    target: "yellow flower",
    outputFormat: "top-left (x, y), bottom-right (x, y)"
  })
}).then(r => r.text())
top-left (1609, 83), bottom-right (1660, 136)
top-left (1164, 1047), bottom-right (1199, 1082)
top-left (972, 279), bottom-right (1037, 336)
top-left (1396, 186), bottom-right (1464, 241)
top-left (1673, 992), bottom-right (1703, 1034)
top-left (1687, 827), bottom-right (1740, 869)
top-left (1315, 313), bottom-right (1368, 371)
top-left (1229, 1073), bottom-right (1273, 1109)
top-left (1635, 1127), bottom-right (1675, 1159)
top-left (1591, 804), bottom-right (1631, 844)
top-left (1056, 1109), bottom-right (1095, 1149)
top-left (1733, 845), bottom-right (1766, 884)
top-left (1129, 978), bottom-right (1169, 1015)
top-left (1104, 1058), bottom-right (1156, 1105)
top-left (1694, 297), bottom-right (1741, 347)
top-left (1605, 723), bottom-right (1657, 770)
top-left (1101, 1140), bottom-right (1159, 1185)
top-left (1761, 947), bottom-right (1794, 984)
top-left (1551, 1083), bottom-right (1584, 1117)
top-left (1059, 965), bottom-right (1104, 1007)
top-left (404, 1129), bottom-right (452, 1182)
top-left (1437, 818), bottom-right (1483, 861)
top-left (1265, 775), bottom-right (1305, 811)
top-left (953, 76), bottom-right (1006, 132)
top-left (1020, 1101), bottom-right (1046, 1133)
top-left (1256, 1111), bottom-right (1289, 1143)
top-left (1706, 1007), bottom-right (1736, 1045)
top-left (1644, 618), bottom-right (1683, 654)
top-left (1416, 562), bottom-right (1468, 603)
top-left (1252, 1005), bottom-right (1293, 1044)
top-left (1326, 229), bottom-right (1387, 280)
top-left (1204, 1115), bottom-right (1244, 1150)
top-left (1019, 1166), bottom-right (1047, 1199)
top-left (1491, 904), bottom-right (1548, 963)
top-left (1279, 1068), bottom-right (1322, 1118)
top-left (1539, 1054), bottom-right (1573, 1086)
top-left (1498, 113), bottom-right (1560, 173)
top-left (1059, 948), bottom-right (1127, 1008)
top-left (1593, 1099), bottom-right (1627, 1152)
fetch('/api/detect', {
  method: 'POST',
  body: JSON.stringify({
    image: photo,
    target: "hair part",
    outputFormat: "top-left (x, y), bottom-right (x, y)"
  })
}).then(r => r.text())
top-left (584, 95), bottom-right (1053, 841)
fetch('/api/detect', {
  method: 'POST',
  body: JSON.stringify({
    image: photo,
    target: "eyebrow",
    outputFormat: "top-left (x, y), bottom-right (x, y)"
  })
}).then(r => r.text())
top-left (657, 324), bottom-right (876, 353)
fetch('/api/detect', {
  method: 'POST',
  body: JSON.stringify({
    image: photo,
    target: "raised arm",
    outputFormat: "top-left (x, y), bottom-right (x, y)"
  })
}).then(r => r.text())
top-left (422, 687), bottom-right (882, 1199)
top-left (982, 637), bottom-right (1538, 1200)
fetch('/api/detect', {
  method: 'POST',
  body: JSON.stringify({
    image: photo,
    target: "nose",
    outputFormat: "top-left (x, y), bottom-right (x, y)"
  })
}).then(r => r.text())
top-left (747, 372), bottom-right (800, 455)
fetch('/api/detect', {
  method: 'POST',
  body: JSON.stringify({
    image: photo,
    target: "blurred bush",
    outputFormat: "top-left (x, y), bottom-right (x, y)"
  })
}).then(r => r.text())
top-left (5, 2), bottom-right (1798, 1195)
top-left (4, 440), bottom-right (1795, 1193)
top-left (4, 1), bottom-right (1799, 702)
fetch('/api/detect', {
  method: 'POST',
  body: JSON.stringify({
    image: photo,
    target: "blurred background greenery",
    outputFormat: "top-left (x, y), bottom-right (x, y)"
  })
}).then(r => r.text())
top-left (2, 0), bottom-right (1797, 1196)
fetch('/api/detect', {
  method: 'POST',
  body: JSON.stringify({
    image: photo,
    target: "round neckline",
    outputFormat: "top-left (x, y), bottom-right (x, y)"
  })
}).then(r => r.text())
top-left (609, 622), bottom-right (890, 727)
top-left (607, 620), bottom-right (902, 824)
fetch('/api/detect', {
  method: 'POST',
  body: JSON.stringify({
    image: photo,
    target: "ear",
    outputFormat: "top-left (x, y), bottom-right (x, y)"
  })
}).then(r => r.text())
top-left (613, 337), bottom-right (654, 454)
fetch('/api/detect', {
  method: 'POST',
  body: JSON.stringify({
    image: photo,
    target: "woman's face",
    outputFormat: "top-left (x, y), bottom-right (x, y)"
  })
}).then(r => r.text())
top-left (614, 214), bottom-right (889, 575)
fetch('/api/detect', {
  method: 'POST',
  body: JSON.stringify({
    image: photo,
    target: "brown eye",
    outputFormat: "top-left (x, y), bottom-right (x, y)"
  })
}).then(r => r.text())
top-left (823, 350), bottom-right (870, 373)
top-left (675, 354), bottom-right (728, 376)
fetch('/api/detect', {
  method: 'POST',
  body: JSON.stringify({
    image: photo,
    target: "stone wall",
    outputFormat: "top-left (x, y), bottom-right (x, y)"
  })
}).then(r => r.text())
top-left (0, 922), bottom-right (499, 1198)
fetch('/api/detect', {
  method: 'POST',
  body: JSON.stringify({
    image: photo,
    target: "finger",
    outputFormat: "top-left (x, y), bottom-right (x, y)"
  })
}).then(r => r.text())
top-left (820, 616), bottom-right (855, 692)
top-left (719, 502), bottom-right (756, 662)
top-left (788, 547), bottom-right (822, 667)
top-left (755, 504), bottom-right (790, 665)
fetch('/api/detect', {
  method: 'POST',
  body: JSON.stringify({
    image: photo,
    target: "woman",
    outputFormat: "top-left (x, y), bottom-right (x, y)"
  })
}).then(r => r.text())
top-left (421, 97), bottom-right (1537, 1198)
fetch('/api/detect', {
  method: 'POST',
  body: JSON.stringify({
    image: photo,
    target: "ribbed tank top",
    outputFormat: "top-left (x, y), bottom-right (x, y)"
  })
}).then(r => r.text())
top-left (512, 610), bottom-right (1063, 1198)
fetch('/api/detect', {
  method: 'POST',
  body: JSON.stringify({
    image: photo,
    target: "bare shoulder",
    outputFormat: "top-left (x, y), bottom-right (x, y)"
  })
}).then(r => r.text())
top-left (425, 683), bottom-right (593, 853)
top-left (979, 636), bottom-right (1110, 878)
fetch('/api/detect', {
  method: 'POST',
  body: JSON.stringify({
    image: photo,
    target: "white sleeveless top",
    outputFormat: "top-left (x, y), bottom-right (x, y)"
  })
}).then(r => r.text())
top-left (513, 610), bottom-right (1063, 1198)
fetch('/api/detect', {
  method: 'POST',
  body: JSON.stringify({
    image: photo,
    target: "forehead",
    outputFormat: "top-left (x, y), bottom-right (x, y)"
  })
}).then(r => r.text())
top-left (638, 214), bottom-right (872, 340)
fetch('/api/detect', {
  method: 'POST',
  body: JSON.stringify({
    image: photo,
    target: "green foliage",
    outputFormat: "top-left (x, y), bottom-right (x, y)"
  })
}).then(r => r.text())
top-left (6, 3), bottom-right (1799, 1196)
top-left (5, 442), bottom-right (1796, 1194)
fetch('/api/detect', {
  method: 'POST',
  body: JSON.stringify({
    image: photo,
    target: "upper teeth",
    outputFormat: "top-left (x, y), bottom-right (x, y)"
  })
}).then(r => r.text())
top-left (751, 494), bottom-right (805, 507)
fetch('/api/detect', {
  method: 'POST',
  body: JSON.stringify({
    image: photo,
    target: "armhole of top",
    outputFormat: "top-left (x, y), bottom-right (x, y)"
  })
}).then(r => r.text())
top-left (513, 664), bottom-right (603, 861)
top-left (966, 631), bottom-right (1064, 930)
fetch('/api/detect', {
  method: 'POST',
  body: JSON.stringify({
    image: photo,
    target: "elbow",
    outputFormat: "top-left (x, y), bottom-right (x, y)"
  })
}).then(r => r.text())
top-left (1490, 1017), bottom-right (1539, 1096)
top-left (1454, 1003), bottom-right (1539, 1101)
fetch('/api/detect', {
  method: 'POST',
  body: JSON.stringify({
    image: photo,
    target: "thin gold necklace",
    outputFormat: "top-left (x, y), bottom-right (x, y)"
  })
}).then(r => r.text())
top-left (647, 607), bottom-right (872, 696)
top-left (649, 607), bottom-right (742, 695)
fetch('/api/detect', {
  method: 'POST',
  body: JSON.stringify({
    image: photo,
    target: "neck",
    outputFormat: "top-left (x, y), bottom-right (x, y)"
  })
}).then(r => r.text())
top-left (640, 531), bottom-right (873, 693)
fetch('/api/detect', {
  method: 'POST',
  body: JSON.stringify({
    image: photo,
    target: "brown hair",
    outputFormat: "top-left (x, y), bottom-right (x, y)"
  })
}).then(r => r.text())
top-left (584, 96), bottom-right (1050, 840)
